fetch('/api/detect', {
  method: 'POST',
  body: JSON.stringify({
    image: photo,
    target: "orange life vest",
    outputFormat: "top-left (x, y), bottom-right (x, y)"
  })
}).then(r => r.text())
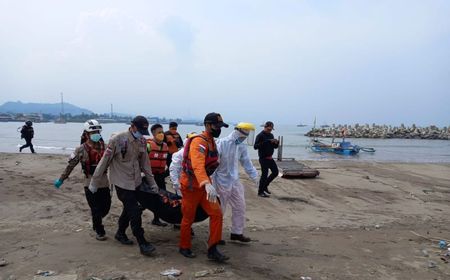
top-left (82, 141), bottom-right (105, 176)
top-left (182, 134), bottom-right (219, 177)
top-left (147, 139), bottom-right (169, 174)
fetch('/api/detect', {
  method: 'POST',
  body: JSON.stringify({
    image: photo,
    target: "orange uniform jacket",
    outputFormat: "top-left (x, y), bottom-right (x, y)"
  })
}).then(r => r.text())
top-left (179, 130), bottom-right (222, 250)
top-left (180, 131), bottom-right (214, 189)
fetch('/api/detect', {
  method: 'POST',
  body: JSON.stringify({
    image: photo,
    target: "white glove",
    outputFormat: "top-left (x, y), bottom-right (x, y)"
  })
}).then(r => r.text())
top-left (173, 184), bottom-right (182, 197)
top-left (88, 183), bottom-right (98, 194)
top-left (175, 189), bottom-right (182, 197)
top-left (205, 183), bottom-right (217, 203)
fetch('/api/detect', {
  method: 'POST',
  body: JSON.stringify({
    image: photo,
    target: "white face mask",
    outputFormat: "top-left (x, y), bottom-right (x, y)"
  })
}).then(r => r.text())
top-left (132, 130), bottom-right (142, 139)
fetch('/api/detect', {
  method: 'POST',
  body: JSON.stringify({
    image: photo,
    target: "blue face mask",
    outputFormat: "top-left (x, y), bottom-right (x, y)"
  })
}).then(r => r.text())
top-left (90, 133), bottom-right (102, 142)
top-left (132, 130), bottom-right (142, 139)
top-left (235, 137), bottom-right (246, 145)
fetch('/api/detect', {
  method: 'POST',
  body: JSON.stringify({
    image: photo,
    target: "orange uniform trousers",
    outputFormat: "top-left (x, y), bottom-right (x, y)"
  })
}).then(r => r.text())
top-left (179, 187), bottom-right (223, 249)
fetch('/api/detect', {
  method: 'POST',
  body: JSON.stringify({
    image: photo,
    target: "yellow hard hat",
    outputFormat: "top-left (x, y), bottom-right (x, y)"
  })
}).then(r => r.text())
top-left (186, 132), bottom-right (197, 138)
top-left (235, 122), bottom-right (255, 131)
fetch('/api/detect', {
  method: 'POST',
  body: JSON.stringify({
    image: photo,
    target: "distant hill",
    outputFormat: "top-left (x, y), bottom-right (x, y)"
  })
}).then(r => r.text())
top-left (0, 101), bottom-right (93, 115)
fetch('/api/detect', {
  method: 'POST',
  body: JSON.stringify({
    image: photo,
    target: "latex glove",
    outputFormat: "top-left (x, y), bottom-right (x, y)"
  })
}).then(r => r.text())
top-left (173, 183), bottom-right (181, 195)
top-left (175, 189), bottom-right (182, 197)
top-left (54, 179), bottom-right (63, 189)
top-left (205, 183), bottom-right (217, 203)
top-left (88, 182), bottom-right (98, 194)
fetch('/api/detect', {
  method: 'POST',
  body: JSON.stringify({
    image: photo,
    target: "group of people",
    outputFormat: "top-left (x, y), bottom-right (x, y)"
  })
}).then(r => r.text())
top-left (52, 113), bottom-right (280, 262)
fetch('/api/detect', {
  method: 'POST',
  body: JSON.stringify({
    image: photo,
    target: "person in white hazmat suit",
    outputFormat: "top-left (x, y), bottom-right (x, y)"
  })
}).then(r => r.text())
top-left (169, 132), bottom-right (197, 197)
top-left (212, 122), bottom-right (259, 243)
top-left (169, 149), bottom-right (183, 197)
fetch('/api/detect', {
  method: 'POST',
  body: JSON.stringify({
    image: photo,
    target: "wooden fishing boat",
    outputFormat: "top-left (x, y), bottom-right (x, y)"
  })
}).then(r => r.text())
top-left (310, 139), bottom-right (375, 155)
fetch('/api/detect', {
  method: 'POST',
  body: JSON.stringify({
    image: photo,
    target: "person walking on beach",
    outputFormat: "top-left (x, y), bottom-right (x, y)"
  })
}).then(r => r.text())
top-left (19, 120), bottom-right (35, 153)
top-left (254, 121), bottom-right (279, 197)
top-left (178, 112), bottom-right (229, 262)
top-left (212, 122), bottom-right (259, 243)
top-left (146, 123), bottom-right (169, 227)
top-left (164, 121), bottom-right (183, 170)
top-left (90, 115), bottom-right (159, 256)
top-left (54, 120), bottom-right (111, 241)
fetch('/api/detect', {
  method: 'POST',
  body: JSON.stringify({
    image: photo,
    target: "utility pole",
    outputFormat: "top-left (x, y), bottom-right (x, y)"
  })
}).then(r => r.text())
top-left (55, 92), bottom-right (66, 123)
top-left (61, 92), bottom-right (64, 116)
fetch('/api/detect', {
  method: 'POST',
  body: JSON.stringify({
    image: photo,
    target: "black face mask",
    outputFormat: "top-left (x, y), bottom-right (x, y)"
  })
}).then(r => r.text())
top-left (211, 127), bottom-right (221, 138)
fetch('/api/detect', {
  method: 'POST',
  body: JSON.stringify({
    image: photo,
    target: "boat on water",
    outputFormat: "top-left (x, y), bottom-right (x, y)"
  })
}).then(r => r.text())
top-left (297, 124), bottom-right (307, 127)
top-left (309, 138), bottom-right (375, 155)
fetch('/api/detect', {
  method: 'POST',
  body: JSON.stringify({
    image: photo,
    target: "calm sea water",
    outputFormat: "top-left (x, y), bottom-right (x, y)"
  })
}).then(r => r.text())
top-left (1, 122), bottom-right (449, 163)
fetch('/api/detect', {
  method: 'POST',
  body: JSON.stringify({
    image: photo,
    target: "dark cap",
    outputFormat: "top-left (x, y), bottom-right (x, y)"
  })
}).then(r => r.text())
top-left (204, 112), bottom-right (229, 128)
top-left (169, 121), bottom-right (178, 128)
top-left (264, 121), bottom-right (274, 129)
top-left (131, 115), bottom-right (150, 135)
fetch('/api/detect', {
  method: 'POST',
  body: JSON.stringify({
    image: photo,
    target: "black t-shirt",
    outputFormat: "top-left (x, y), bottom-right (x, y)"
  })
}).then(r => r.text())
top-left (253, 131), bottom-right (278, 159)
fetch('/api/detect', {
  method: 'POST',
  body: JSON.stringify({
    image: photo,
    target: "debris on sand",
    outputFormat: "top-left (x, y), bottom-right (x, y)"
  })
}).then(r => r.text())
top-left (0, 258), bottom-right (8, 267)
top-left (194, 267), bottom-right (225, 278)
top-left (160, 268), bottom-right (182, 277)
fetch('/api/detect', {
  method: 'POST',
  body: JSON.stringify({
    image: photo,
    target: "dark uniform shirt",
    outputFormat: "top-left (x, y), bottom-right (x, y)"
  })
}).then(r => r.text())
top-left (20, 125), bottom-right (34, 140)
top-left (253, 131), bottom-right (279, 159)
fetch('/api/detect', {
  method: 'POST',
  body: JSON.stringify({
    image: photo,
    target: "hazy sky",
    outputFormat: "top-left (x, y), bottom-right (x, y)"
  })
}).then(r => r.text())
top-left (1, 0), bottom-right (449, 126)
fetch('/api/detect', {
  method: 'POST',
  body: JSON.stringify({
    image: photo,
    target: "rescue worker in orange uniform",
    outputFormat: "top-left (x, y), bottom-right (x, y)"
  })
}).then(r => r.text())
top-left (146, 124), bottom-right (169, 227)
top-left (178, 113), bottom-right (229, 262)
top-left (164, 122), bottom-right (183, 170)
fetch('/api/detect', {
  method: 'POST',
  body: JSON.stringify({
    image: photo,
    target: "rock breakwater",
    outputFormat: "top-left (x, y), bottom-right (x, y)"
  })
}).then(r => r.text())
top-left (305, 124), bottom-right (449, 140)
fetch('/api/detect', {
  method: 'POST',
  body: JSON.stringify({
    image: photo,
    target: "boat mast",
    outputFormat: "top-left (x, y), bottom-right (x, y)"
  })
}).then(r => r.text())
top-left (313, 116), bottom-right (317, 141)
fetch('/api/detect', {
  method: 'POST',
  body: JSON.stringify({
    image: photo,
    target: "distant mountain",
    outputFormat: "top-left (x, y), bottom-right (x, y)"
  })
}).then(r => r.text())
top-left (0, 101), bottom-right (94, 115)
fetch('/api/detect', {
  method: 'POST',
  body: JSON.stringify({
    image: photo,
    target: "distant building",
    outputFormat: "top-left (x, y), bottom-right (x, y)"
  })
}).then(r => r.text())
top-left (0, 113), bottom-right (13, 122)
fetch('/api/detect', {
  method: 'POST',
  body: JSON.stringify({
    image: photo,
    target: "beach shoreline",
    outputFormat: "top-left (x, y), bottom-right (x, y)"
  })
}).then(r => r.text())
top-left (1, 152), bottom-right (450, 279)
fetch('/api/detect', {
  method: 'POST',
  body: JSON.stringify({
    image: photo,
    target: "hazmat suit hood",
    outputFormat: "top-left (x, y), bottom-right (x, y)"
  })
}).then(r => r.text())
top-left (212, 130), bottom-right (258, 188)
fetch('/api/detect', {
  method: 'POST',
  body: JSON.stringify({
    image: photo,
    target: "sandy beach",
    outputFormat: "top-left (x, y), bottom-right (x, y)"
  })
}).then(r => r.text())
top-left (1, 152), bottom-right (450, 280)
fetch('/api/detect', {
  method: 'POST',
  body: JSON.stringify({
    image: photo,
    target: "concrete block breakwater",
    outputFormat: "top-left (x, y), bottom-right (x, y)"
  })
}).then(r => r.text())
top-left (305, 124), bottom-right (450, 140)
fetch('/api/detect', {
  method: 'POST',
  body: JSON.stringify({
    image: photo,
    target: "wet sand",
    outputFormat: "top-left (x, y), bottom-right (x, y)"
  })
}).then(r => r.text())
top-left (1, 152), bottom-right (450, 279)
